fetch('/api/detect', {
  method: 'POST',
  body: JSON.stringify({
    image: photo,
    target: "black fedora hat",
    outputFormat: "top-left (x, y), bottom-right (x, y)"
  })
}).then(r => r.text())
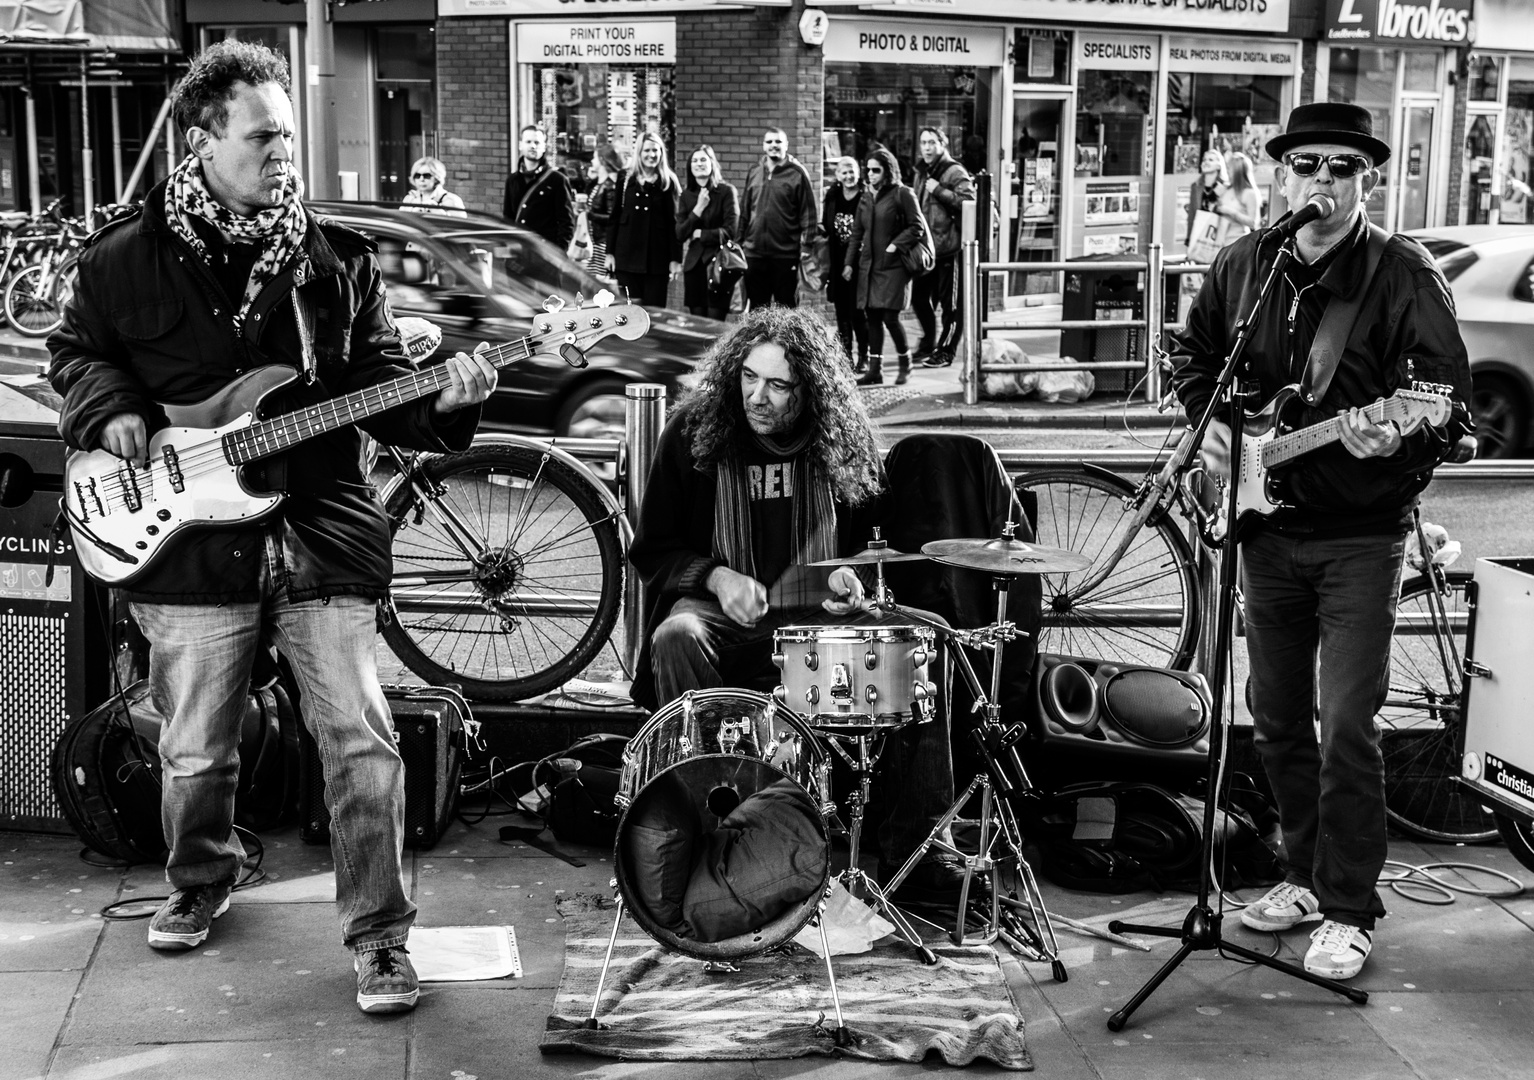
top-left (1266, 102), bottom-right (1391, 166)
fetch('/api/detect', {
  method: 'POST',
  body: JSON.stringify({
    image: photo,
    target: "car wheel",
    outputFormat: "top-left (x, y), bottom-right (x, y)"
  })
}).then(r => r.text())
top-left (1470, 373), bottom-right (1529, 459)
top-left (555, 377), bottom-right (631, 439)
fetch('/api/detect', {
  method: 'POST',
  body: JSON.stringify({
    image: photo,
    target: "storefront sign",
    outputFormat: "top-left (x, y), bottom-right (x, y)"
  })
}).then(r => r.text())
top-left (822, 18), bottom-right (1006, 67)
top-left (516, 19), bottom-right (675, 62)
top-left (876, 0), bottom-right (1287, 35)
top-left (443, 0), bottom-right (785, 15)
top-left (1168, 36), bottom-right (1300, 75)
top-left (1077, 34), bottom-right (1158, 71)
top-left (1324, 0), bottom-right (1474, 44)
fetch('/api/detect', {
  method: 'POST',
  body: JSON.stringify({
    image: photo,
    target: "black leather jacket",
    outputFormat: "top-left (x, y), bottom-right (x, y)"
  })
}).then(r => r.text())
top-left (1169, 213), bottom-right (1472, 535)
top-left (48, 178), bottom-right (477, 603)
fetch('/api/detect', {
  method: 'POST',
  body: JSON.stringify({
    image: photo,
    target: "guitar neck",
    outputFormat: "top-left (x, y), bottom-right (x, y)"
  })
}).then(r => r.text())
top-left (225, 336), bottom-right (533, 465)
top-left (1262, 396), bottom-right (1404, 469)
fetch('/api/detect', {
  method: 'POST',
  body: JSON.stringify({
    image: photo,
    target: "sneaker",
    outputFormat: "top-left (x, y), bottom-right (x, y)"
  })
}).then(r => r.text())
top-left (1304, 920), bottom-right (1372, 980)
top-left (912, 342), bottom-right (935, 362)
top-left (355, 946), bottom-right (419, 1014)
top-left (147, 883), bottom-right (232, 951)
top-left (921, 351), bottom-right (953, 368)
top-left (1240, 881), bottom-right (1321, 932)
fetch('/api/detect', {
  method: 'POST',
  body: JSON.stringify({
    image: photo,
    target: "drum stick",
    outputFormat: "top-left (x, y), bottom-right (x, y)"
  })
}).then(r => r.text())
top-left (1048, 913), bottom-right (1151, 951)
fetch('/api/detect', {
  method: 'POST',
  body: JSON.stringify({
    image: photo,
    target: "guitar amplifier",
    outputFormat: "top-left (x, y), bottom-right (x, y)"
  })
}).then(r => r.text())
top-left (1030, 653), bottom-right (1212, 770)
top-left (1458, 559), bottom-right (1534, 827)
top-left (299, 685), bottom-right (473, 850)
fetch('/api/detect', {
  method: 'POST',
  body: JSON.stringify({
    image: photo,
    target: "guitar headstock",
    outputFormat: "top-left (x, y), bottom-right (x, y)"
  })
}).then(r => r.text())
top-left (1389, 390), bottom-right (1453, 434)
top-left (531, 302), bottom-right (651, 354)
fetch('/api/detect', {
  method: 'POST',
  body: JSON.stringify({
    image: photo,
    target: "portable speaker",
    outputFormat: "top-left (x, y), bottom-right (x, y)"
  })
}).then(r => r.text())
top-left (299, 685), bottom-right (471, 850)
top-left (1031, 654), bottom-right (1211, 765)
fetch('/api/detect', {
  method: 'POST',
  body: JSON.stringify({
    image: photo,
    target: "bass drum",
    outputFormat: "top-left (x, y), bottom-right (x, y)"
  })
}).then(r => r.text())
top-left (613, 688), bottom-right (834, 961)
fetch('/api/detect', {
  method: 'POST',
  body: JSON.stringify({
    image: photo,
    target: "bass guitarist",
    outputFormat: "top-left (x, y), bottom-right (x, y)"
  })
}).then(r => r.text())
top-left (1168, 103), bottom-right (1472, 983)
top-left (47, 41), bottom-right (496, 1014)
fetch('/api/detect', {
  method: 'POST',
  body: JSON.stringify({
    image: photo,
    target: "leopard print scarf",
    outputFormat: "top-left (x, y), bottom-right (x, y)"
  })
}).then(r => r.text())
top-left (164, 154), bottom-right (308, 324)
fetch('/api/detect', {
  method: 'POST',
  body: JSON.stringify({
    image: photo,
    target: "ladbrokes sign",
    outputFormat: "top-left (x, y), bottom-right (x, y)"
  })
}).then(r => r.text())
top-left (1325, 0), bottom-right (1474, 44)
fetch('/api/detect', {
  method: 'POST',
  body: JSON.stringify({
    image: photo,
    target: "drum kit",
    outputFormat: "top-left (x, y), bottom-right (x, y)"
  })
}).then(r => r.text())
top-left (585, 525), bottom-right (1094, 1045)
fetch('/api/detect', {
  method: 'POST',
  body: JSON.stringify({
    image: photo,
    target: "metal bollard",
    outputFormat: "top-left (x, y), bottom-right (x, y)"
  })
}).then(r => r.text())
top-left (1145, 242), bottom-right (1164, 403)
top-left (623, 384), bottom-right (666, 677)
top-left (960, 199), bottom-right (980, 406)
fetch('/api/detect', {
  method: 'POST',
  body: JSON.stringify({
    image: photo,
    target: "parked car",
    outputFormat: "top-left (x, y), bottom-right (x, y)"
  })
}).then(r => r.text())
top-left (309, 202), bottom-right (721, 438)
top-left (1409, 225), bottom-right (1534, 459)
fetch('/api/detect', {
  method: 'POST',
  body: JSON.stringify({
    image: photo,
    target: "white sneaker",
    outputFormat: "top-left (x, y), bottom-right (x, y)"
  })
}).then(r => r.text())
top-left (1240, 881), bottom-right (1321, 932)
top-left (1304, 920), bottom-right (1372, 980)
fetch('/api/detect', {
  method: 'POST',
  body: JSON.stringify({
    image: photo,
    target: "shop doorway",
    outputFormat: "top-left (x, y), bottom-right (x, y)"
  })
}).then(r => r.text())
top-left (1464, 110), bottom-right (1500, 225)
top-left (1395, 101), bottom-right (1437, 232)
top-left (1007, 94), bottom-right (1068, 298)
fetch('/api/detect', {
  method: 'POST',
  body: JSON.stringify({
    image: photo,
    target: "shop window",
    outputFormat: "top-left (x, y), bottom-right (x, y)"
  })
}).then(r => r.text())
top-left (823, 62), bottom-right (991, 185)
top-left (1327, 47), bottom-right (1394, 227)
top-left (1502, 60), bottom-right (1534, 224)
top-left (1462, 112), bottom-right (1497, 225)
top-left (1013, 30), bottom-right (1069, 85)
top-left (1403, 50), bottom-right (1440, 94)
top-left (1469, 54), bottom-right (1503, 103)
top-left (531, 63), bottom-right (675, 196)
top-left (1075, 70), bottom-right (1151, 178)
top-left (376, 27), bottom-right (437, 204)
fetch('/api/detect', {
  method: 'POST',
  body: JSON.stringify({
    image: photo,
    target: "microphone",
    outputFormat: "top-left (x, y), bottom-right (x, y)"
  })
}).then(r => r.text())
top-left (1271, 193), bottom-right (1336, 238)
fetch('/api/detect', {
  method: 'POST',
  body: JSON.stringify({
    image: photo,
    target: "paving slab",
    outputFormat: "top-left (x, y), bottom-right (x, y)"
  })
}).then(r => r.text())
top-left (0, 837), bottom-right (121, 972)
top-left (0, 970), bottom-right (82, 1080)
top-left (48, 1036), bottom-right (408, 1080)
top-left (1359, 990), bottom-right (1534, 1080)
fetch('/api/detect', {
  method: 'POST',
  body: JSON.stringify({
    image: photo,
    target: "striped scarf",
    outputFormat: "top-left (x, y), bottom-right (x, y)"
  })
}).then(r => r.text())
top-left (713, 428), bottom-right (838, 602)
top-left (164, 153), bottom-right (308, 324)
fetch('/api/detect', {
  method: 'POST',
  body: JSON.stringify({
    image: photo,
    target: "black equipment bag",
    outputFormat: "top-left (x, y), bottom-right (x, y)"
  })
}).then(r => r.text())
top-left (1022, 780), bottom-right (1281, 894)
top-left (50, 675), bottom-right (301, 865)
top-left (536, 733), bottom-right (627, 847)
top-left (299, 685), bottom-right (474, 851)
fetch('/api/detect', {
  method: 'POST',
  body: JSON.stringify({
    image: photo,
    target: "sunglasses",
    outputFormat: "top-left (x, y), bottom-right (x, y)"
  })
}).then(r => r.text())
top-left (1282, 152), bottom-right (1372, 179)
top-left (411, 172), bottom-right (436, 179)
top-left (866, 165), bottom-right (884, 173)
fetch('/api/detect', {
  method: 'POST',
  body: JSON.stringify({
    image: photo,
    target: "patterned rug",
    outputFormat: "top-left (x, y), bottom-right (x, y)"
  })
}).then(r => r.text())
top-left (540, 895), bottom-right (1031, 1069)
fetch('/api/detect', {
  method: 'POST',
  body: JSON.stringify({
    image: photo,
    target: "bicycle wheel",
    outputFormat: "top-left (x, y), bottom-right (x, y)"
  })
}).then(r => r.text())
top-left (1015, 467), bottom-right (1200, 670)
top-left (381, 443), bottom-right (624, 702)
top-left (1379, 569), bottom-right (1496, 843)
top-left (5, 260), bottom-right (70, 336)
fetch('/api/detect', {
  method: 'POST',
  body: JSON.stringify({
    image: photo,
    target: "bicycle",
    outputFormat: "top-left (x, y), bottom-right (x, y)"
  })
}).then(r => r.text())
top-left (376, 434), bottom-right (630, 702)
top-left (4, 206), bottom-right (89, 336)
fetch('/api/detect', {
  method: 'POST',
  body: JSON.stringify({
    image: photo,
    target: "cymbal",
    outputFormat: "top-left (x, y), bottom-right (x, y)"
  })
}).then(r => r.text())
top-left (921, 536), bottom-right (1092, 575)
top-left (807, 545), bottom-right (928, 567)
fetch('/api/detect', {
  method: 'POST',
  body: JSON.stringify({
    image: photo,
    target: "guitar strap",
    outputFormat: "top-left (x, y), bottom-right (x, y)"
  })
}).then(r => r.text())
top-left (1298, 223), bottom-right (1390, 406)
top-left (291, 275), bottom-right (318, 386)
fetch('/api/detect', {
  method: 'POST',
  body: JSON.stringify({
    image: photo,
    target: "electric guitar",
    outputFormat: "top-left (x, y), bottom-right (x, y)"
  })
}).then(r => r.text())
top-left (1194, 384), bottom-right (1452, 545)
top-left (61, 298), bottom-right (649, 586)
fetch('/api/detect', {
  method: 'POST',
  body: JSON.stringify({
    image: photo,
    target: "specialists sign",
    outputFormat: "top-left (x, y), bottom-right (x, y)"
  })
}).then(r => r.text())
top-left (1324, 0), bottom-right (1474, 44)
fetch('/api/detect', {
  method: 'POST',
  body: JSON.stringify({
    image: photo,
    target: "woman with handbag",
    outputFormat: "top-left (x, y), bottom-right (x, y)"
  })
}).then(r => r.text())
top-left (846, 147), bottom-right (930, 386)
top-left (821, 156), bottom-right (869, 372)
top-left (605, 133), bottom-right (683, 307)
top-left (676, 144), bottom-right (740, 320)
top-left (585, 144), bottom-right (624, 278)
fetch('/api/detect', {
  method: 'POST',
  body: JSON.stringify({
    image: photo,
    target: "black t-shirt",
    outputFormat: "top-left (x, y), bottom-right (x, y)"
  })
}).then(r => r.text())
top-left (741, 437), bottom-right (798, 591)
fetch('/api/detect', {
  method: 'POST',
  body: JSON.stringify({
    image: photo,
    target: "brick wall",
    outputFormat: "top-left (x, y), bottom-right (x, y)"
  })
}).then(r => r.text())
top-left (1445, 49), bottom-right (1470, 225)
top-left (437, 18), bottom-right (510, 218)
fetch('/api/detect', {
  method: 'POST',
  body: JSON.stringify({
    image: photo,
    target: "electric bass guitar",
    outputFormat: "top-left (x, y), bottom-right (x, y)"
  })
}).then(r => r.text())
top-left (61, 298), bottom-right (649, 586)
top-left (1194, 384), bottom-right (1452, 545)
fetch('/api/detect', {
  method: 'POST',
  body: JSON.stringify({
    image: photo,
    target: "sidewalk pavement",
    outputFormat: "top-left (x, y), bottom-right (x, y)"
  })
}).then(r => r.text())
top-left (5, 817), bottom-right (1529, 1080)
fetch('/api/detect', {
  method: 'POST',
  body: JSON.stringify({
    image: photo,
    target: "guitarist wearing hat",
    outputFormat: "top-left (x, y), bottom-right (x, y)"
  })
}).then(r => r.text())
top-left (1169, 102), bottom-right (1472, 982)
top-left (47, 41), bottom-right (497, 1015)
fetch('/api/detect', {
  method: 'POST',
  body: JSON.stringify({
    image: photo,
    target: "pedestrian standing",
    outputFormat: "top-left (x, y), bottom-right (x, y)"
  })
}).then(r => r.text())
top-left (605, 132), bottom-right (682, 307)
top-left (740, 126), bottom-right (817, 309)
top-left (821, 156), bottom-right (868, 371)
top-left (585, 143), bottom-right (624, 277)
top-left (503, 124), bottom-right (577, 251)
top-left (847, 147), bottom-right (926, 386)
top-left (400, 156), bottom-right (465, 217)
top-left (677, 144), bottom-right (740, 320)
top-left (912, 127), bottom-right (974, 368)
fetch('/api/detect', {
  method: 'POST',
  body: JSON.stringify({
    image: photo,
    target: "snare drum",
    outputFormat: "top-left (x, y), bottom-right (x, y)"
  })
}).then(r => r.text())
top-left (773, 623), bottom-right (938, 733)
top-left (613, 689), bottom-right (834, 961)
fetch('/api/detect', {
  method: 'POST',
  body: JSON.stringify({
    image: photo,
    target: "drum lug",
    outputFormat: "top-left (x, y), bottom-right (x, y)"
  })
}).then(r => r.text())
top-left (771, 651), bottom-right (785, 669)
top-left (804, 650), bottom-right (819, 671)
top-left (806, 685), bottom-right (820, 705)
top-left (911, 648), bottom-right (927, 668)
top-left (772, 684), bottom-right (787, 705)
top-left (865, 649), bottom-right (878, 670)
top-left (864, 685), bottom-right (878, 704)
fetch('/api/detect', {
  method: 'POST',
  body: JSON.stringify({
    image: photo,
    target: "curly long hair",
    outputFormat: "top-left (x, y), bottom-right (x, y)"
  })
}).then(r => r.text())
top-left (680, 308), bottom-right (883, 507)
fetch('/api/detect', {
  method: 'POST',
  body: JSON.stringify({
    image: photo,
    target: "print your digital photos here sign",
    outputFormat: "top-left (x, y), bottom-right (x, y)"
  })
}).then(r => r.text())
top-left (1324, 0), bottom-right (1474, 44)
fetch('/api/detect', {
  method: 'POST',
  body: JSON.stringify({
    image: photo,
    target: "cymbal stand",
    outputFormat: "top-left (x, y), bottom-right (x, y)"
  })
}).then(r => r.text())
top-left (877, 576), bottom-right (1066, 981)
top-left (822, 729), bottom-right (938, 965)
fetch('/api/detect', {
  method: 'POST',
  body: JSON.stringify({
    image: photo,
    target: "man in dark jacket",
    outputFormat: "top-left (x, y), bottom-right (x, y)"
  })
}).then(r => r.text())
top-left (503, 124), bottom-right (577, 251)
top-left (48, 41), bottom-right (496, 1015)
top-left (740, 127), bottom-right (818, 309)
top-left (1169, 103), bottom-right (1472, 983)
top-left (912, 127), bottom-right (974, 368)
top-left (628, 307), bottom-right (975, 907)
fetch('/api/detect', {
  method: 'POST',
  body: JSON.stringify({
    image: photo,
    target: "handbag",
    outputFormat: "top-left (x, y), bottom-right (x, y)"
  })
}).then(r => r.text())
top-left (708, 238), bottom-right (747, 288)
top-left (899, 200), bottom-right (936, 277)
top-left (1186, 208), bottom-right (1225, 264)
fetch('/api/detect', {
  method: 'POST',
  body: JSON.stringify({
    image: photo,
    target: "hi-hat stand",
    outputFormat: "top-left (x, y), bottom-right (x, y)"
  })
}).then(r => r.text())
top-left (1103, 233), bottom-right (1369, 1030)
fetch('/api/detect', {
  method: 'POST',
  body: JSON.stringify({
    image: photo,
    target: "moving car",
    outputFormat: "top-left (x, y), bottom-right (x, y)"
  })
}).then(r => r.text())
top-left (1409, 225), bottom-right (1534, 459)
top-left (309, 202), bottom-right (721, 438)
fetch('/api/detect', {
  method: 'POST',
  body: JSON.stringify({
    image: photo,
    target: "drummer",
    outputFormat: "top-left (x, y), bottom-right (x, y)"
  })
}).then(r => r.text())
top-left (628, 306), bottom-right (973, 907)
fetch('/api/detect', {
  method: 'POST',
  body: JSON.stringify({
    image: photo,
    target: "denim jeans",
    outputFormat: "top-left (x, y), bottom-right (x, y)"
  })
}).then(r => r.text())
top-left (1240, 529), bottom-right (1406, 931)
top-left (651, 597), bottom-right (955, 864)
top-left (132, 529), bottom-right (414, 953)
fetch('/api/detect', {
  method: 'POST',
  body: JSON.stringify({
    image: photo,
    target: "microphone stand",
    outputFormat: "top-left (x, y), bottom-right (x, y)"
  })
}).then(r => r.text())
top-left (1104, 231), bottom-right (1370, 1030)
